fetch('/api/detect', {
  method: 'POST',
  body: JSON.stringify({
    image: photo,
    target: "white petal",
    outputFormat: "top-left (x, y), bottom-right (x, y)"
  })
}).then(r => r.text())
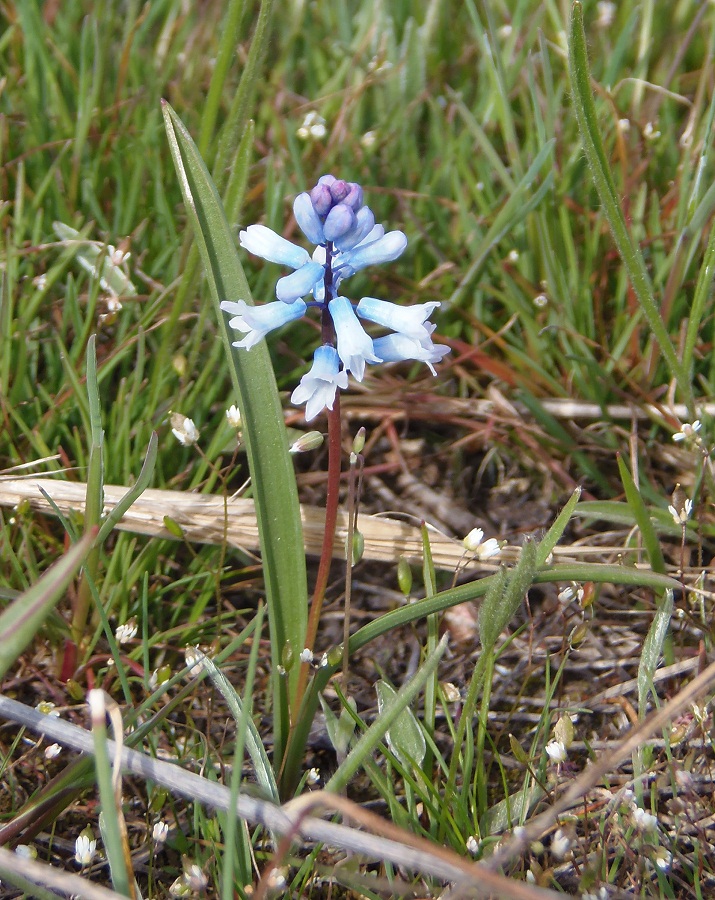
top-left (239, 224), bottom-right (310, 268)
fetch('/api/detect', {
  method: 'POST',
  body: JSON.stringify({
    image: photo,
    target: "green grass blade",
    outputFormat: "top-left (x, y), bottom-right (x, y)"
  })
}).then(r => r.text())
top-left (96, 432), bottom-right (157, 545)
top-left (616, 454), bottom-right (666, 574)
top-left (195, 650), bottom-right (278, 805)
top-left (0, 533), bottom-right (94, 680)
top-left (161, 102), bottom-right (308, 766)
top-left (567, 1), bottom-right (692, 409)
top-left (325, 634), bottom-right (448, 794)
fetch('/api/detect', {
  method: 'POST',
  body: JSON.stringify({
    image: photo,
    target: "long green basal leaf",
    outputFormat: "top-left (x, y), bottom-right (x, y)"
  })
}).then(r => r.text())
top-left (162, 102), bottom-right (308, 765)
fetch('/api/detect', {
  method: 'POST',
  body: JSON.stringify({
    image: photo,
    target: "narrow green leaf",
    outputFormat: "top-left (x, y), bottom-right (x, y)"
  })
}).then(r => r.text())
top-left (197, 652), bottom-right (278, 804)
top-left (376, 680), bottom-right (426, 771)
top-left (0, 533), bottom-right (94, 679)
top-left (638, 589), bottom-right (674, 715)
top-left (325, 634), bottom-right (448, 794)
top-left (616, 454), bottom-right (666, 574)
top-left (162, 102), bottom-right (308, 763)
top-left (97, 433), bottom-right (158, 545)
top-left (535, 487), bottom-right (581, 567)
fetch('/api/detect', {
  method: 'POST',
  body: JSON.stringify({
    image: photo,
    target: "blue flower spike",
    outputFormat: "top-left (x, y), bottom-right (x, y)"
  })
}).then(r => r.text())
top-left (220, 175), bottom-right (450, 421)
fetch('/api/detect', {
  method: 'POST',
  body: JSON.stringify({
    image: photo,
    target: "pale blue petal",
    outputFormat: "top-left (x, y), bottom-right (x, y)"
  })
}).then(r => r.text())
top-left (239, 224), bottom-right (310, 268)
top-left (372, 333), bottom-right (450, 375)
top-left (221, 299), bottom-right (306, 349)
top-left (294, 192), bottom-right (326, 244)
top-left (323, 204), bottom-right (356, 242)
top-left (356, 297), bottom-right (441, 341)
top-left (334, 206), bottom-right (376, 251)
top-left (276, 261), bottom-right (325, 302)
top-left (291, 345), bottom-right (349, 421)
top-left (342, 230), bottom-right (407, 272)
top-left (329, 297), bottom-right (380, 381)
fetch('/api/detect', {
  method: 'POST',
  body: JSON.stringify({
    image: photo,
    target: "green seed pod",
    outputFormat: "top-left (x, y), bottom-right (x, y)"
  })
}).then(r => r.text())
top-left (281, 640), bottom-right (294, 672)
top-left (397, 556), bottom-right (413, 596)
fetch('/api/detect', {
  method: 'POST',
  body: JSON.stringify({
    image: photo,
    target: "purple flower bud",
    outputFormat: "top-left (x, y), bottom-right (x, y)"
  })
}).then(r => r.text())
top-left (310, 184), bottom-right (332, 217)
top-left (329, 180), bottom-right (349, 203)
top-left (317, 174), bottom-right (336, 187)
top-left (323, 203), bottom-right (356, 241)
top-left (343, 183), bottom-right (363, 211)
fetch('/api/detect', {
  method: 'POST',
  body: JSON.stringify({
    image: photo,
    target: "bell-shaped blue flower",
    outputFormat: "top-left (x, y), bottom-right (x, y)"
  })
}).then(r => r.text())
top-left (276, 261), bottom-right (325, 303)
top-left (372, 333), bottom-right (451, 375)
top-left (290, 344), bottom-right (349, 422)
top-left (339, 230), bottom-right (407, 276)
top-left (294, 192), bottom-right (325, 244)
top-left (239, 224), bottom-right (309, 269)
top-left (357, 297), bottom-right (441, 342)
top-left (329, 297), bottom-right (380, 381)
top-left (220, 299), bottom-right (307, 349)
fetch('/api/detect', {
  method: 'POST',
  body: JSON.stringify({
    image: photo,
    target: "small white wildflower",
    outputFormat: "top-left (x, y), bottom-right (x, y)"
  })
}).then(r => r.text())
top-left (507, 249), bottom-right (519, 263)
top-left (462, 527), bottom-right (501, 560)
top-left (290, 430), bottom-right (324, 453)
top-left (643, 121), bottom-right (661, 141)
top-left (33, 273), bottom-right (48, 290)
top-left (170, 412), bottom-right (199, 446)
top-left (36, 701), bottom-right (60, 717)
top-left (477, 538), bottom-right (501, 561)
top-left (184, 862), bottom-right (207, 892)
top-left (533, 293), bottom-right (548, 308)
top-left (115, 617), bottom-right (137, 644)
top-left (184, 646), bottom-right (204, 677)
top-left (631, 805), bottom-right (658, 832)
top-left (107, 244), bottom-right (131, 267)
top-left (44, 743), bottom-right (62, 760)
top-left (466, 835), bottom-right (479, 855)
top-left (106, 296), bottom-right (123, 314)
top-left (169, 876), bottom-right (192, 897)
top-left (297, 111), bottom-right (327, 141)
top-left (668, 497), bottom-right (693, 526)
top-left (152, 820), bottom-right (169, 846)
top-left (266, 868), bottom-right (287, 891)
top-left (306, 767), bottom-right (320, 785)
top-left (558, 582), bottom-right (584, 606)
top-left (617, 117), bottom-right (631, 133)
top-left (497, 24), bottom-right (512, 38)
top-left (654, 847), bottom-right (671, 870)
top-left (463, 527), bottom-right (484, 551)
top-left (361, 130), bottom-right (377, 149)
top-left (596, 1), bottom-right (616, 27)
top-left (441, 682), bottom-right (461, 702)
top-left (15, 844), bottom-right (37, 860)
top-left (551, 828), bottom-right (571, 859)
top-left (545, 740), bottom-right (567, 764)
top-left (74, 833), bottom-right (97, 866)
top-left (225, 404), bottom-right (242, 429)
top-left (672, 420), bottom-right (702, 442)
top-left (299, 648), bottom-right (314, 664)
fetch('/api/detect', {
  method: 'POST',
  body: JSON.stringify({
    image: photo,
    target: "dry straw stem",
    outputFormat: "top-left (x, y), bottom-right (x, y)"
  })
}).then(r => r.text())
top-left (0, 845), bottom-right (123, 900)
top-left (0, 694), bottom-right (559, 899)
top-left (486, 655), bottom-right (715, 873)
top-left (0, 476), bottom-right (484, 569)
